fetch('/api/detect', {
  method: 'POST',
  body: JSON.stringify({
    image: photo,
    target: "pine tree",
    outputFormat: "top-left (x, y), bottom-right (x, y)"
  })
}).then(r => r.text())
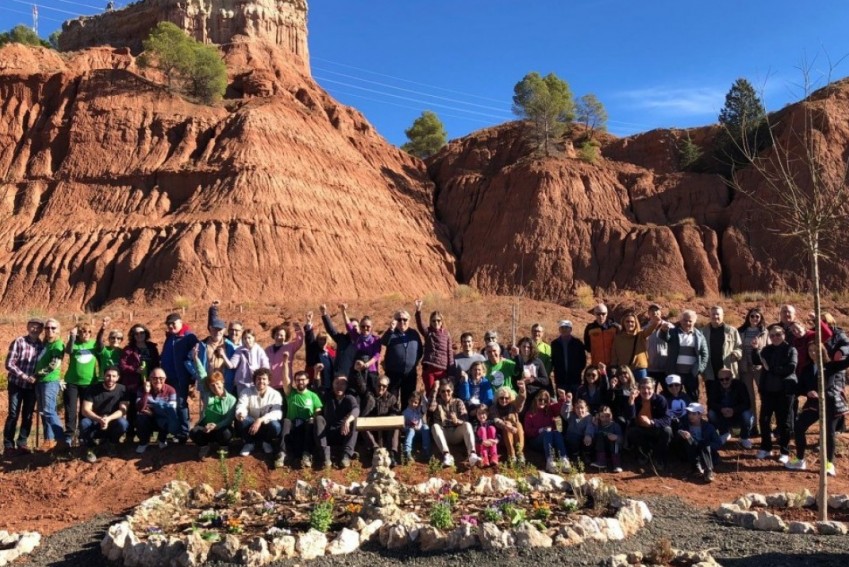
top-left (512, 72), bottom-right (575, 155)
top-left (576, 94), bottom-right (608, 140)
top-left (718, 78), bottom-right (766, 144)
top-left (401, 111), bottom-right (447, 159)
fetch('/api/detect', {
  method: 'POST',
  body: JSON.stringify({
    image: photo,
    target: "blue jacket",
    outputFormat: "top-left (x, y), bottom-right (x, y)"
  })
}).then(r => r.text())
top-left (161, 325), bottom-right (199, 396)
top-left (458, 378), bottom-right (494, 408)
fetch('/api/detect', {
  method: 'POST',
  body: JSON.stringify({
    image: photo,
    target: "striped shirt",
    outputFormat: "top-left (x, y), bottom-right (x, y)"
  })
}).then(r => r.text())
top-left (5, 335), bottom-right (43, 389)
top-left (675, 332), bottom-right (697, 373)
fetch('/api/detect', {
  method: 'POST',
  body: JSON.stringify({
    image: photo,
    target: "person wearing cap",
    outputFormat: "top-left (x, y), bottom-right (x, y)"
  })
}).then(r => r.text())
top-left (700, 306), bottom-right (743, 387)
top-left (188, 301), bottom-right (235, 404)
top-left (674, 402), bottom-right (721, 483)
top-left (3, 318), bottom-right (44, 456)
top-left (530, 323), bottom-right (552, 375)
top-left (452, 332), bottom-right (486, 385)
top-left (659, 310), bottom-right (709, 400)
top-left (706, 367), bottom-right (753, 448)
top-left (626, 377), bottom-right (672, 471)
top-left (551, 320), bottom-right (586, 397)
top-left (610, 309), bottom-right (662, 381)
top-left (160, 312), bottom-right (199, 441)
top-left (583, 303), bottom-right (621, 367)
top-left (661, 374), bottom-right (692, 434)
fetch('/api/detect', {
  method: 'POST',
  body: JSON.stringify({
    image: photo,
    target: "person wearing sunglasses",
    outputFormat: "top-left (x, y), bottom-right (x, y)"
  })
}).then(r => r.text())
top-left (381, 310), bottom-right (422, 409)
top-left (492, 384), bottom-right (526, 465)
top-left (119, 324), bottom-right (160, 444)
top-left (659, 310), bottom-right (709, 400)
top-left (583, 303), bottom-right (621, 367)
top-left (415, 299), bottom-right (454, 400)
top-left (94, 316), bottom-right (123, 385)
top-left (63, 323), bottom-right (99, 450)
top-left (751, 324), bottom-right (797, 462)
top-left (428, 380), bottom-right (480, 468)
top-left (610, 309), bottom-right (662, 382)
top-left (737, 307), bottom-right (767, 431)
top-left (551, 320), bottom-right (587, 397)
top-left (35, 318), bottom-right (65, 452)
top-left (341, 304), bottom-right (381, 382)
top-left (706, 368), bottom-right (754, 449)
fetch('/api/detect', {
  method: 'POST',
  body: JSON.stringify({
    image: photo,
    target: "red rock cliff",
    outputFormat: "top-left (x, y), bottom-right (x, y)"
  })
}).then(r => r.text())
top-left (0, 39), bottom-right (456, 309)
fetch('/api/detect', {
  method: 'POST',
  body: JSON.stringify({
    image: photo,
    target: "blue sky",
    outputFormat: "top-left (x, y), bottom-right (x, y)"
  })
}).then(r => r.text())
top-left (4, 1), bottom-right (849, 146)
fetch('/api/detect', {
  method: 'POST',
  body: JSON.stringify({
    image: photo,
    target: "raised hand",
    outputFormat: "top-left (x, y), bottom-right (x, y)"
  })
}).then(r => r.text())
top-left (306, 311), bottom-right (313, 325)
top-left (319, 304), bottom-right (327, 316)
top-left (101, 316), bottom-right (111, 329)
top-left (414, 299), bottom-right (423, 311)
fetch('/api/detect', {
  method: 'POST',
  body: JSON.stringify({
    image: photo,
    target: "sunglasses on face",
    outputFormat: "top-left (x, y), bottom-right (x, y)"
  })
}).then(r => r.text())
top-left (110, 336), bottom-right (123, 341)
top-left (379, 384), bottom-right (388, 389)
top-left (45, 326), bottom-right (58, 330)
top-left (498, 396), bottom-right (510, 401)
top-left (719, 378), bottom-right (732, 382)
top-left (396, 318), bottom-right (409, 322)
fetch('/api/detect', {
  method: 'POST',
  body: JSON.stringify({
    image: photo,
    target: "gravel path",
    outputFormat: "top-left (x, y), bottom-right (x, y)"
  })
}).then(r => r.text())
top-left (19, 497), bottom-right (849, 566)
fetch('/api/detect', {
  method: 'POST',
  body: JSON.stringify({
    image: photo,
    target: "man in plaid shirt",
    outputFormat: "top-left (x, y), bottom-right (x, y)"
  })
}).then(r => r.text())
top-left (3, 318), bottom-right (44, 455)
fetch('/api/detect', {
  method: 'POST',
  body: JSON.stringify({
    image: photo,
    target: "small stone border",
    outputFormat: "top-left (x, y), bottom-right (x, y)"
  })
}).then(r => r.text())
top-left (715, 491), bottom-right (849, 535)
top-left (606, 548), bottom-right (722, 567)
top-left (102, 472), bottom-right (652, 565)
top-left (0, 530), bottom-right (41, 566)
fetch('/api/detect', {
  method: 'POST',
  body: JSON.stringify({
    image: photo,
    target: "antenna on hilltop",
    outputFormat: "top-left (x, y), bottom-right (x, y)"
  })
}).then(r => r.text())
top-left (32, 4), bottom-right (39, 35)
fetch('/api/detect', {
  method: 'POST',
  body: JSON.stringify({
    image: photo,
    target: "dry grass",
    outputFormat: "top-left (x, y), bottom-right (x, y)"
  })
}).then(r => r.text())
top-left (574, 283), bottom-right (595, 309)
top-left (452, 284), bottom-right (481, 302)
top-left (173, 295), bottom-right (191, 310)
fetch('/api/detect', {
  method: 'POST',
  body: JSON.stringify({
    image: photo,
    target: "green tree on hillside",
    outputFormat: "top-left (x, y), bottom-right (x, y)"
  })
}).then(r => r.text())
top-left (401, 111), bottom-right (447, 159)
top-left (139, 22), bottom-right (227, 104)
top-left (512, 72), bottom-right (575, 156)
top-left (0, 25), bottom-right (51, 48)
top-left (718, 78), bottom-right (767, 163)
top-left (576, 93), bottom-right (608, 140)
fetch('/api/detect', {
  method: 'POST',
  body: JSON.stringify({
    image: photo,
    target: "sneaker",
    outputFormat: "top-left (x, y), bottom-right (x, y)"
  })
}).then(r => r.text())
top-left (740, 438), bottom-right (753, 449)
top-left (720, 432), bottom-right (732, 445)
top-left (401, 452), bottom-right (412, 465)
top-left (591, 461), bottom-right (607, 470)
top-left (612, 466), bottom-right (623, 473)
top-left (545, 457), bottom-right (557, 474)
top-left (135, 444), bottom-right (148, 455)
top-left (785, 457), bottom-right (807, 470)
top-left (826, 462), bottom-right (836, 477)
top-left (301, 454), bottom-right (313, 469)
top-left (273, 452), bottom-right (286, 469)
top-left (469, 453), bottom-right (482, 468)
top-left (340, 454), bottom-right (351, 469)
top-left (198, 446), bottom-right (210, 461)
top-left (756, 449), bottom-right (770, 460)
top-left (262, 442), bottom-right (273, 455)
top-left (517, 453), bottom-right (526, 466)
top-left (704, 470), bottom-right (715, 483)
top-left (559, 457), bottom-right (571, 473)
top-left (240, 443), bottom-right (255, 457)
top-left (84, 450), bottom-right (97, 463)
top-left (158, 439), bottom-right (168, 449)
top-left (442, 453), bottom-right (455, 468)
top-left (778, 454), bottom-right (790, 464)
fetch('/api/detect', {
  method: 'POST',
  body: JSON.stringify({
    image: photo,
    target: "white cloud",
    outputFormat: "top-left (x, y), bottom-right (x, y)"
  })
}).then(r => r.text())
top-left (615, 86), bottom-right (725, 117)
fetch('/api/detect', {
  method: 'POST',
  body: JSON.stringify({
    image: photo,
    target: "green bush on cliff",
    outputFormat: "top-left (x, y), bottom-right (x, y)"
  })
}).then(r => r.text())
top-left (139, 22), bottom-right (227, 104)
top-left (0, 25), bottom-right (51, 49)
top-left (402, 110), bottom-right (447, 159)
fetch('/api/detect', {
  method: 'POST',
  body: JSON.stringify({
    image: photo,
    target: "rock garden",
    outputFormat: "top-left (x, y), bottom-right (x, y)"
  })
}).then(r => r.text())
top-left (101, 449), bottom-right (654, 566)
top-left (715, 490), bottom-right (849, 534)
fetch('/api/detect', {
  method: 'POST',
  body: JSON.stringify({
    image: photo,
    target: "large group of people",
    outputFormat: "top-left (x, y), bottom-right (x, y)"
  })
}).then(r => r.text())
top-left (3, 299), bottom-right (847, 482)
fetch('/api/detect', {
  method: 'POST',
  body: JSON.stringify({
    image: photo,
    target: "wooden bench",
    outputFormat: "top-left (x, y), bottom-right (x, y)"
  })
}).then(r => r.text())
top-left (355, 415), bottom-right (405, 431)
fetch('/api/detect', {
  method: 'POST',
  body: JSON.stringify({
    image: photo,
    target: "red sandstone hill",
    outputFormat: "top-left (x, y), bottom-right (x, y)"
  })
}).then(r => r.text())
top-left (0, 1), bottom-right (456, 310)
top-left (427, 81), bottom-right (849, 303)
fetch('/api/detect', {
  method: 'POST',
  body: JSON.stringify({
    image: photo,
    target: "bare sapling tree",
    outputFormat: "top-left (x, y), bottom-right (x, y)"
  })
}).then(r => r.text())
top-left (729, 60), bottom-right (849, 521)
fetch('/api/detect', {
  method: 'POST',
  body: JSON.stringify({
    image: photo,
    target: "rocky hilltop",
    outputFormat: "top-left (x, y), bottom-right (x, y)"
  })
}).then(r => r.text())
top-left (428, 82), bottom-right (849, 303)
top-left (0, 2), bottom-right (456, 310)
top-left (59, 0), bottom-right (309, 74)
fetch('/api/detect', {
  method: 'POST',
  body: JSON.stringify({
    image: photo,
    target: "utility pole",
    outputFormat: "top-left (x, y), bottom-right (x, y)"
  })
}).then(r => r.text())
top-left (32, 4), bottom-right (39, 35)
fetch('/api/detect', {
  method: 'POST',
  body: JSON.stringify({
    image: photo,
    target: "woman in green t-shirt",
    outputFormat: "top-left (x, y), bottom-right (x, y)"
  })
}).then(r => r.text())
top-left (63, 324), bottom-right (98, 446)
top-left (35, 318), bottom-right (65, 450)
top-left (94, 317), bottom-right (123, 384)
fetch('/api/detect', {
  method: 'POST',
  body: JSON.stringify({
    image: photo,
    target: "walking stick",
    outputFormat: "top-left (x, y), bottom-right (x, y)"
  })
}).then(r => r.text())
top-left (34, 383), bottom-right (41, 450)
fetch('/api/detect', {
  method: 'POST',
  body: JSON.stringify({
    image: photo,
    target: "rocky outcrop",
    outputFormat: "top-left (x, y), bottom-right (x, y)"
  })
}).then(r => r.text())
top-left (59, 0), bottom-right (310, 75)
top-left (429, 79), bottom-right (849, 299)
top-left (0, 42), bottom-right (455, 309)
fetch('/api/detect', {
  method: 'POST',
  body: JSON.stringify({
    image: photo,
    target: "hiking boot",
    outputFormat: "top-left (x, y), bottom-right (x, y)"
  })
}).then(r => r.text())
top-left (340, 454), bottom-right (352, 469)
top-left (545, 457), bottom-right (557, 474)
top-left (84, 449), bottom-right (97, 463)
top-left (17, 444), bottom-right (31, 455)
top-left (704, 469), bottom-right (715, 483)
top-left (558, 457), bottom-right (571, 473)
top-left (197, 446), bottom-right (210, 461)
top-left (755, 449), bottom-right (770, 460)
top-left (3, 446), bottom-right (17, 458)
top-left (301, 454), bottom-right (313, 469)
top-left (778, 454), bottom-right (790, 464)
top-left (273, 452), bottom-right (286, 469)
top-left (262, 442), bottom-right (273, 455)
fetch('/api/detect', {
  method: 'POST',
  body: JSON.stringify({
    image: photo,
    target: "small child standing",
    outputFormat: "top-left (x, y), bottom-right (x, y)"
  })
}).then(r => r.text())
top-left (561, 397), bottom-right (593, 466)
top-left (588, 405), bottom-right (623, 472)
top-left (402, 391), bottom-right (431, 463)
top-left (471, 404), bottom-right (499, 467)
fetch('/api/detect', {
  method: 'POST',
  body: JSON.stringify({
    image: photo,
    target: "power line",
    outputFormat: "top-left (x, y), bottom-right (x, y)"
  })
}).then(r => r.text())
top-left (4, 6), bottom-right (64, 24)
top-left (8, 0), bottom-right (81, 17)
top-left (324, 87), bottom-right (498, 126)
top-left (313, 66), bottom-right (511, 114)
top-left (313, 55), bottom-right (507, 104)
top-left (314, 75), bottom-right (513, 120)
top-left (51, 0), bottom-right (105, 11)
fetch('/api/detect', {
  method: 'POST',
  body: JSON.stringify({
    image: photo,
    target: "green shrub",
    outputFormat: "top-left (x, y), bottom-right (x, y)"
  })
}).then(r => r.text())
top-left (139, 22), bottom-right (227, 104)
top-left (429, 501), bottom-right (453, 530)
top-left (309, 499), bottom-right (334, 532)
top-left (0, 25), bottom-right (51, 49)
top-left (678, 133), bottom-right (702, 170)
top-left (577, 141), bottom-right (599, 164)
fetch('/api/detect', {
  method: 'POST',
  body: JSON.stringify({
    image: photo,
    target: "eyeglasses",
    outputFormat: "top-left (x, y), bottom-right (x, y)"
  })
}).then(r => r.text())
top-left (150, 374), bottom-right (166, 380)
top-left (769, 333), bottom-right (783, 338)
top-left (395, 318), bottom-right (409, 322)
top-left (596, 312), bottom-right (608, 316)
top-left (498, 396), bottom-right (511, 401)
top-left (378, 384), bottom-right (388, 389)
top-left (110, 336), bottom-right (123, 341)
top-left (45, 326), bottom-right (58, 330)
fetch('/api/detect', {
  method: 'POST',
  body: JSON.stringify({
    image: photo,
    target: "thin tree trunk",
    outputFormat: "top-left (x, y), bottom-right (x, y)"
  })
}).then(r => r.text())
top-left (813, 246), bottom-right (828, 521)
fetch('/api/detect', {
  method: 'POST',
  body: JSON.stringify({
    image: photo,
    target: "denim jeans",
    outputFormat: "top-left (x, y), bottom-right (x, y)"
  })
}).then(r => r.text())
top-left (708, 409), bottom-right (754, 439)
top-left (529, 429), bottom-right (566, 460)
top-left (38, 381), bottom-right (65, 442)
top-left (404, 424), bottom-right (431, 457)
top-left (4, 383), bottom-right (36, 449)
top-left (80, 416), bottom-right (129, 446)
top-left (63, 383), bottom-right (87, 444)
top-left (238, 416), bottom-right (282, 444)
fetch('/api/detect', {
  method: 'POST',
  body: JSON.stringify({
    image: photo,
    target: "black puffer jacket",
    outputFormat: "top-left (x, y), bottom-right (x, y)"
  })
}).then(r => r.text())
top-left (796, 357), bottom-right (849, 416)
top-left (752, 342), bottom-right (797, 394)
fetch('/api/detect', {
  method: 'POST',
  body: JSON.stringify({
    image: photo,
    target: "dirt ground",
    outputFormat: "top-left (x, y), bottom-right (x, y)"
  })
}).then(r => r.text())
top-left (0, 294), bottom-right (848, 536)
